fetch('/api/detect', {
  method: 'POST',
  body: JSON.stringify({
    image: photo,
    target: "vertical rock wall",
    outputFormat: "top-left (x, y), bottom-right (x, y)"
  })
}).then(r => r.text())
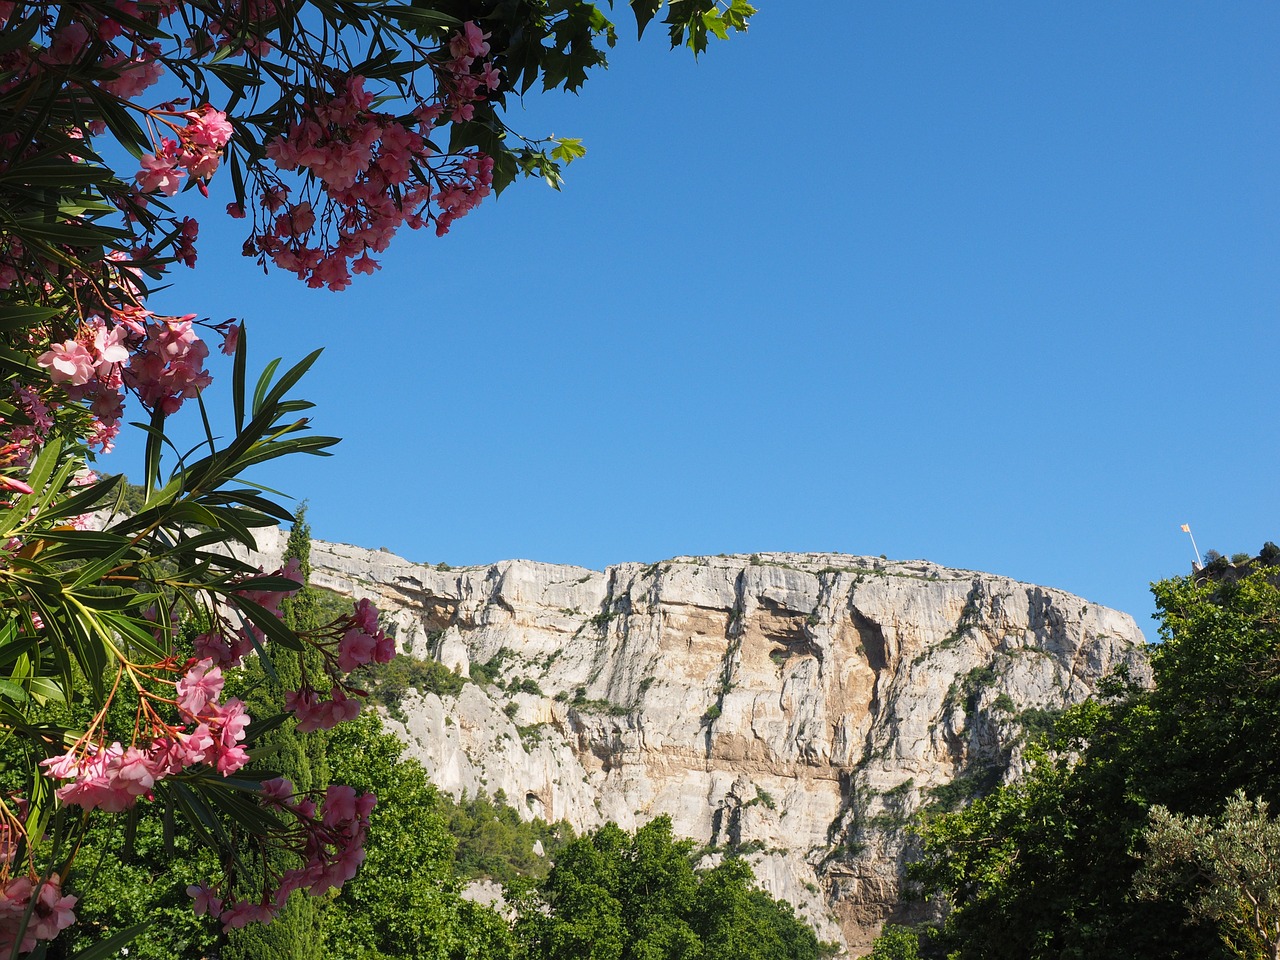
top-left (240, 533), bottom-right (1149, 955)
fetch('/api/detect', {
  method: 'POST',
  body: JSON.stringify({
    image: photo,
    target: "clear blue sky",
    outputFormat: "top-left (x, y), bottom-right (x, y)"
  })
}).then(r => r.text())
top-left (123, 1), bottom-right (1279, 636)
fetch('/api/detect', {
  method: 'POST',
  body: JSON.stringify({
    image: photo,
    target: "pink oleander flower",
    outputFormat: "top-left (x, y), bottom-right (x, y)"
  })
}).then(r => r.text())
top-left (90, 318), bottom-right (130, 371)
top-left (184, 105), bottom-right (233, 150)
top-left (100, 49), bottom-right (164, 98)
top-left (220, 321), bottom-right (240, 356)
top-left (175, 216), bottom-right (199, 267)
top-left (206, 698), bottom-right (250, 775)
top-left (37, 341), bottom-right (95, 386)
top-left (219, 899), bottom-right (269, 930)
top-left (337, 626), bottom-right (377, 673)
top-left (350, 251), bottom-right (379, 276)
top-left (0, 874), bottom-right (77, 954)
top-left (124, 315), bottom-right (213, 414)
top-left (287, 685), bottom-right (360, 732)
top-left (193, 629), bottom-right (234, 666)
top-left (186, 883), bottom-right (222, 918)
top-left (0, 476), bottom-right (33, 496)
top-left (176, 658), bottom-right (223, 718)
top-left (321, 784), bottom-right (357, 826)
top-left (450, 21), bottom-right (490, 60)
top-left (46, 22), bottom-right (89, 63)
top-left (41, 742), bottom-right (158, 812)
top-left (114, 745), bottom-right (159, 793)
top-left (352, 598), bottom-right (379, 634)
top-left (261, 777), bottom-right (294, 805)
top-left (29, 875), bottom-right (77, 942)
top-left (136, 150), bottom-right (184, 196)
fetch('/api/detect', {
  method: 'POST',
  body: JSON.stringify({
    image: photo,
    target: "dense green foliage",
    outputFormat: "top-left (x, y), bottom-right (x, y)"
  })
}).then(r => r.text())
top-left (443, 791), bottom-right (574, 886)
top-left (868, 925), bottom-right (921, 960)
top-left (55, 511), bottom-right (338, 959)
top-left (358, 654), bottom-right (469, 720)
top-left (514, 816), bottom-right (830, 960)
top-left (1135, 791), bottom-right (1280, 960)
top-left (901, 554), bottom-right (1280, 960)
top-left (324, 714), bottom-right (513, 960)
top-left (53, 810), bottom-right (221, 960)
top-left (53, 618), bottom-right (829, 960)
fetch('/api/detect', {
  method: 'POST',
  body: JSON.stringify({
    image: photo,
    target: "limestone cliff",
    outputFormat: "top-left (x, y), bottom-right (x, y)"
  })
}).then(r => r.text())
top-left (239, 532), bottom-right (1149, 955)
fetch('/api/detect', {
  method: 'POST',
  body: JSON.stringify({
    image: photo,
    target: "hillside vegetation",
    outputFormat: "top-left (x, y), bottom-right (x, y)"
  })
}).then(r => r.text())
top-left (874, 545), bottom-right (1280, 960)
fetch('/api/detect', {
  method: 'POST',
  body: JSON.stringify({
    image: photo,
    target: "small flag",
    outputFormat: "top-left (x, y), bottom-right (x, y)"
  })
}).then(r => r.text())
top-left (1180, 523), bottom-right (1202, 568)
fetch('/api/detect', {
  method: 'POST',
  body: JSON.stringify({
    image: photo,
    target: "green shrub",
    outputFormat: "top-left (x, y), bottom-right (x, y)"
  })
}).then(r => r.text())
top-left (355, 654), bottom-right (467, 721)
top-left (471, 647), bottom-right (513, 687)
top-left (442, 790), bottom-right (574, 886)
top-left (926, 767), bottom-right (1003, 812)
top-left (869, 924), bottom-right (921, 959)
top-left (1017, 706), bottom-right (1063, 743)
top-left (515, 677), bottom-right (544, 696)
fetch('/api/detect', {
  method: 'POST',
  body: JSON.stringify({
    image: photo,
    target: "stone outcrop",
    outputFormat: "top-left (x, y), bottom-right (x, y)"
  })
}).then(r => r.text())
top-left (240, 530), bottom-right (1149, 955)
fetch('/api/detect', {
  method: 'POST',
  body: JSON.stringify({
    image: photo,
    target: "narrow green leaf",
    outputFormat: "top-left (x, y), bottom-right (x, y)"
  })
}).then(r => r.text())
top-left (232, 322), bottom-right (247, 431)
top-left (144, 407), bottom-right (166, 492)
top-left (251, 358), bottom-right (282, 416)
top-left (384, 5), bottom-right (461, 31)
top-left (67, 923), bottom-right (150, 960)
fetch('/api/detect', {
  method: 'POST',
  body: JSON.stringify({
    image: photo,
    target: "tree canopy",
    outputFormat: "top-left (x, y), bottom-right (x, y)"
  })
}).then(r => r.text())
top-left (513, 816), bottom-right (830, 960)
top-left (899, 552), bottom-right (1280, 960)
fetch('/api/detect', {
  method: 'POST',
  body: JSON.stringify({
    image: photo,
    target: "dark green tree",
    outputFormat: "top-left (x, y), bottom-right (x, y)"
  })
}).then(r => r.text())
top-left (692, 858), bottom-right (822, 960)
top-left (1135, 791), bottom-right (1280, 960)
top-left (910, 560), bottom-right (1280, 960)
top-left (223, 506), bottom-right (332, 960)
top-left (443, 790), bottom-right (573, 887)
top-left (867, 925), bottom-right (921, 960)
top-left (324, 713), bottom-right (515, 959)
top-left (515, 816), bottom-right (826, 960)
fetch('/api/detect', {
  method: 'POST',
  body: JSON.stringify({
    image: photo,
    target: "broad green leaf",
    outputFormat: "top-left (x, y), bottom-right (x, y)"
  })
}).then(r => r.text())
top-left (630, 0), bottom-right (664, 38)
top-left (551, 137), bottom-right (588, 163)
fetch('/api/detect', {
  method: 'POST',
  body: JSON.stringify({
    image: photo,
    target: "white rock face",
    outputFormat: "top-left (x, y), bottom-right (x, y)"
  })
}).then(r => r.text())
top-left (241, 536), bottom-right (1149, 956)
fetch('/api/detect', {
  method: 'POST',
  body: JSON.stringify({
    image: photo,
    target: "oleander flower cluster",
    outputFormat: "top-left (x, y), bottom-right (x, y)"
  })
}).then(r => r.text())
top-left (24, 555), bottom-right (396, 940)
top-left (0, 2), bottom-right (500, 474)
top-left (189, 781), bottom-right (375, 929)
top-left (0, 874), bottom-right (77, 957)
top-left (134, 105), bottom-right (236, 197)
top-left (0, 3), bottom-right (532, 951)
top-left (33, 311), bottom-right (229, 453)
top-left (256, 66), bottom-right (496, 290)
top-left (251, 20), bottom-right (501, 288)
top-left (0, 798), bottom-right (75, 954)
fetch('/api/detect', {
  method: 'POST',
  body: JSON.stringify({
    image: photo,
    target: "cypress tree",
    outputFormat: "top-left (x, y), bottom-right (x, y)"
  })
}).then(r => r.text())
top-left (223, 505), bottom-right (331, 960)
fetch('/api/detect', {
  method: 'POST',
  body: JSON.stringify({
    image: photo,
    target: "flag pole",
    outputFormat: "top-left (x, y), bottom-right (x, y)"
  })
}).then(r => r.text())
top-left (1181, 523), bottom-right (1202, 568)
